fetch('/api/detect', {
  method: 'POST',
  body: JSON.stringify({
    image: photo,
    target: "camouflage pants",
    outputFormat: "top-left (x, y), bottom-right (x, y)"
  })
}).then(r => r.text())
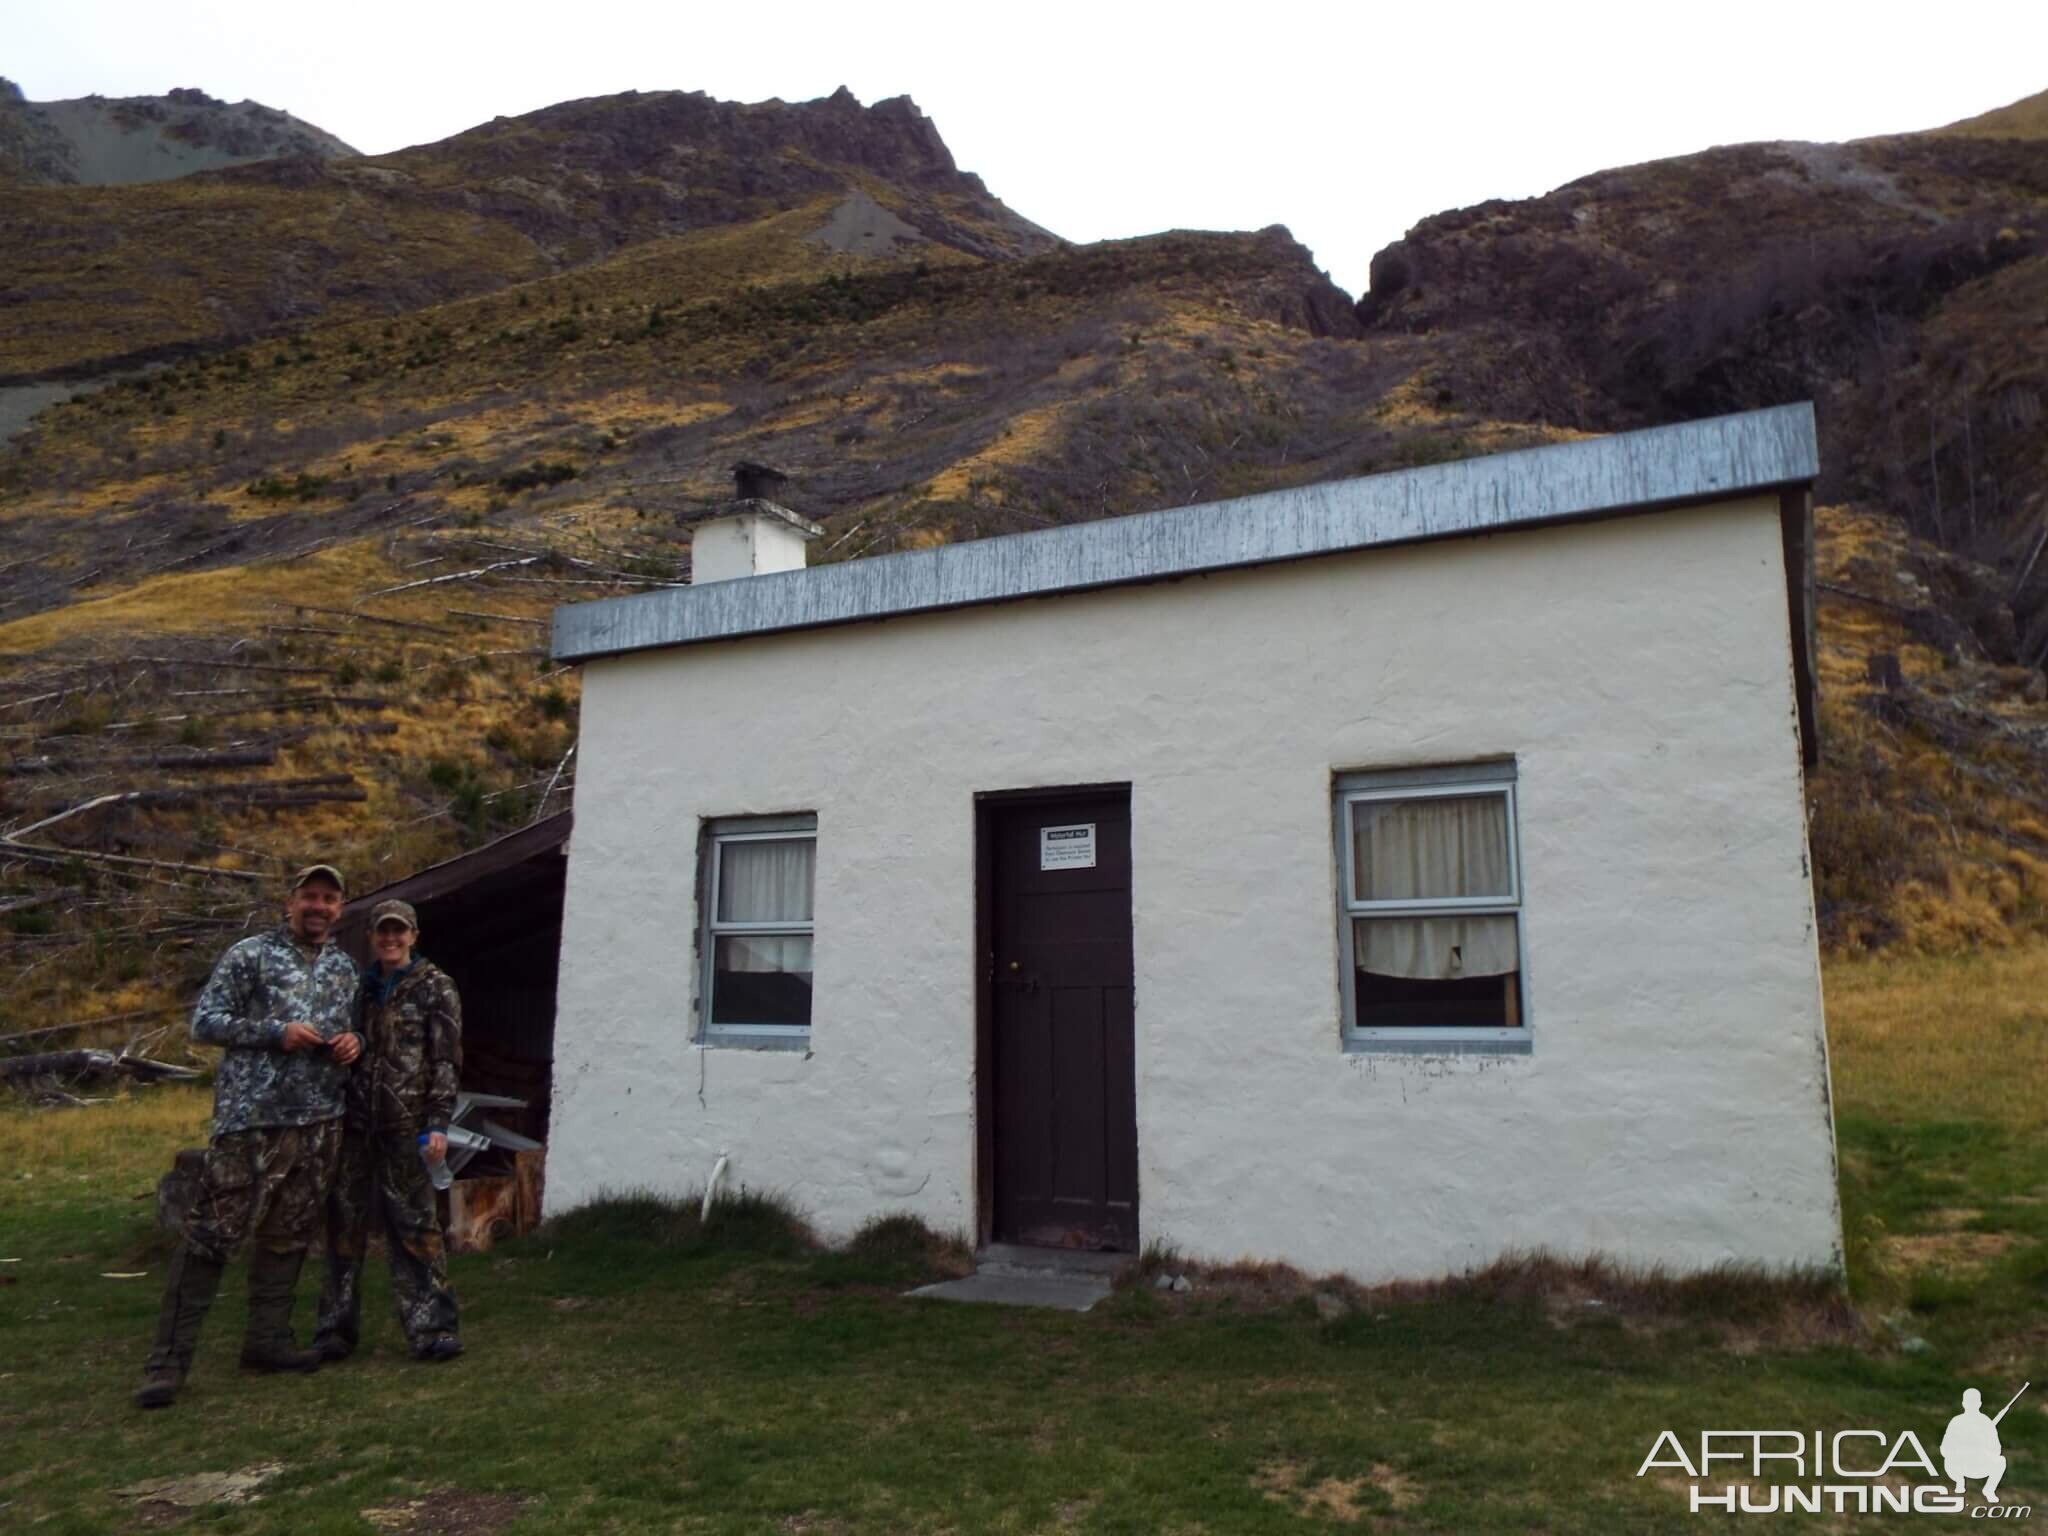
top-left (184, 1119), bottom-right (343, 1263)
top-left (315, 1125), bottom-right (459, 1353)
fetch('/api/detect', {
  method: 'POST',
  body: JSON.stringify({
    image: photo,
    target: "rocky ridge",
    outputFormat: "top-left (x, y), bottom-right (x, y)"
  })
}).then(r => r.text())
top-left (0, 79), bottom-right (356, 186)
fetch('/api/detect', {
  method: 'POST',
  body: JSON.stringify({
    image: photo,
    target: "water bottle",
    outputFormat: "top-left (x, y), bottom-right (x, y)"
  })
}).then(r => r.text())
top-left (418, 1131), bottom-right (453, 1192)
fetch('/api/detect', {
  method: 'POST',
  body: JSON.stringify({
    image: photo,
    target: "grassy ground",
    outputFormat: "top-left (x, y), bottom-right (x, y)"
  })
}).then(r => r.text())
top-left (3, 949), bottom-right (2045, 1533)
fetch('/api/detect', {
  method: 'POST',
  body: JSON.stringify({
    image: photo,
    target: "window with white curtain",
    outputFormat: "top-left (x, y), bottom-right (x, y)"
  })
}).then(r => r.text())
top-left (699, 814), bottom-right (816, 1047)
top-left (1335, 763), bottom-right (1528, 1051)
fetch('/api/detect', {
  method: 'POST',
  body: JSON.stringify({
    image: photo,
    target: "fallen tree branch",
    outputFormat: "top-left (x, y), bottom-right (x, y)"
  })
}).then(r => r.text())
top-left (0, 840), bottom-right (269, 882)
top-left (363, 556), bottom-right (543, 598)
top-left (0, 689), bottom-right (75, 714)
top-left (3, 748), bottom-right (279, 777)
top-left (280, 604), bottom-right (450, 635)
top-left (0, 1049), bottom-right (201, 1085)
top-left (0, 887), bottom-right (81, 915)
top-left (535, 743), bottom-right (576, 823)
top-left (447, 609), bottom-right (546, 627)
top-left (0, 1005), bottom-right (180, 1047)
top-left (134, 657), bottom-right (335, 676)
top-left (1816, 581), bottom-right (1922, 619)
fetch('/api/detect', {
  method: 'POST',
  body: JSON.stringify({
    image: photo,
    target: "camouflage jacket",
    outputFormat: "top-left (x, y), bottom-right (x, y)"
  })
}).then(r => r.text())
top-left (348, 956), bottom-right (462, 1135)
top-left (192, 925), bottom-right (361, 1135)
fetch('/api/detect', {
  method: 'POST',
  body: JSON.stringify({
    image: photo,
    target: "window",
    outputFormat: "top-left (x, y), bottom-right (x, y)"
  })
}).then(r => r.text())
top-left (1335, 763), bottom-right (1528, 1051)
top-left (698, 814), bottom-right (816, 1047)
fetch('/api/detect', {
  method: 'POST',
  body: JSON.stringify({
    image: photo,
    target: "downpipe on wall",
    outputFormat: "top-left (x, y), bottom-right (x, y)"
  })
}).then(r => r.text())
top-left (701, 1152), bottom-right (730, 1224)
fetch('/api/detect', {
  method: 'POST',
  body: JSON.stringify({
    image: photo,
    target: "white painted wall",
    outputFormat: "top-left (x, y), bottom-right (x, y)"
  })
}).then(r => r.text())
top-left (547, 494), bottom-right (1842, 1281)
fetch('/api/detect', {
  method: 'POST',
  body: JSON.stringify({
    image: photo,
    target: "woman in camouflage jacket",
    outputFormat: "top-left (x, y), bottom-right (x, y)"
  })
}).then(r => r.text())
top-left (314, 897), bottom-right (465, 1361)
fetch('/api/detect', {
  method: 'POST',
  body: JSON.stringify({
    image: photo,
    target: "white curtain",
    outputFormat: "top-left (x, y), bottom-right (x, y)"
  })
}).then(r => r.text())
top-left (717, 838), bottom-right (814, 924)
top-left (1356, 915), bottom-right (1519, 980)
top-left (1353, 793), bottom-right (1516, 980)
top-left (716, 935), bottom-right (814, 976)
top-left (1353, 793), bottom-right (1511, 903)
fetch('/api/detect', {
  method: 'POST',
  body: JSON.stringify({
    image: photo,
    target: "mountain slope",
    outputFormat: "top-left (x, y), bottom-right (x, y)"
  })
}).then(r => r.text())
top-left (1927, 86), bottom-right (2048, 140)
top-left (2, 83), bottom-right (2046, 1044)
top-left (1358, 129), bottom-right (2048, 655)
top-left (0, 87), bottom-right (1056, 381)
top-left (0, 79), bottom-right (354, 185)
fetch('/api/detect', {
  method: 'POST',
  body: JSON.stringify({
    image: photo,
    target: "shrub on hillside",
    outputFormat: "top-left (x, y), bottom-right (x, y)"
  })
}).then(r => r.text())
top-left (498, 460), bottom-right (578, 494)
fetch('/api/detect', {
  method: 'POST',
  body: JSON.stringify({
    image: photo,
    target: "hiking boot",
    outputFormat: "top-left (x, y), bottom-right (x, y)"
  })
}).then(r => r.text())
top-left (312, 1332), bottom-right (354, 1363)
top-left (134, 1244), bottom-right (225, 1410)
top-left (414, 1333), bottom-right (464, 1362)
top-left (239, 1247), bottom-right (322, 1374)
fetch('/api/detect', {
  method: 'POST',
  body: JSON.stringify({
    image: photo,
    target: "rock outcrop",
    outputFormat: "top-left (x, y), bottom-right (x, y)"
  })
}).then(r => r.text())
top-left (0, 84), bottom-right (356, 185)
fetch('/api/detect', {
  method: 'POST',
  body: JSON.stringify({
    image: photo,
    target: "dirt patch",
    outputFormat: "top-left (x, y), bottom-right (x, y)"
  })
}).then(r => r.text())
top-left (1255, 1458), bottom-right (1421, 1522)
top-left (778, 1514), bottom-right (850, 1535)
top-left (116, 1462), bottom-right (281, 1523)
top-left (1254, 1460), bottom-right (1366, 1522)
top-left (361, 1489), bottom-right (532, 1535)
top-left (1883, 1230), bottom-right (2014, 1273)
top-left (1368, 1464), bottom-right (1421, 1511)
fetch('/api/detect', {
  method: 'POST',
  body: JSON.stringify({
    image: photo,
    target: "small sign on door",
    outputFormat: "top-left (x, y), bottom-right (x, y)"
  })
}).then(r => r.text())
top-left (1040, 822), bottom-right (1097, 870)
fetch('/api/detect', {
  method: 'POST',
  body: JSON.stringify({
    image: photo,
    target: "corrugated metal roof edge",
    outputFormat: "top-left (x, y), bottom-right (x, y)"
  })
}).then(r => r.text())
top-left (551, 402), bottom-right (1818, 663)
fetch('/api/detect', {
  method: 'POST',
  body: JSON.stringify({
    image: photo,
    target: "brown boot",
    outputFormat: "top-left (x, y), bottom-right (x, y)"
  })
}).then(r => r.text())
top-left (239, 1247), bottom-right (322, 1374)
top-left (134, 1244), bottom-right (225, 1409)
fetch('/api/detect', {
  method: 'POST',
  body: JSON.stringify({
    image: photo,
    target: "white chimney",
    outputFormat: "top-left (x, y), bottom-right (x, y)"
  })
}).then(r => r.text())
top-left (688, 463), bottom-right (823, 584)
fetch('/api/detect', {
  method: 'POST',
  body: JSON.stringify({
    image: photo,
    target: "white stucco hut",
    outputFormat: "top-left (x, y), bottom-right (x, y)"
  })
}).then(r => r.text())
top-left (542, 404), bottom-right (1840, 1282)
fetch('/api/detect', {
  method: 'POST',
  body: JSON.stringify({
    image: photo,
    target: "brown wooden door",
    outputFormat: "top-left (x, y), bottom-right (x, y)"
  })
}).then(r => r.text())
top-left (987, 791), bottom-right (1138, 1251)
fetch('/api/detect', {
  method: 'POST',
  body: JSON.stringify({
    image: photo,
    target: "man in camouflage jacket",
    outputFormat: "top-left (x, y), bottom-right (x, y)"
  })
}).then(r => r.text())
top-left (135, 863), bottom-right (363, 1409)
top-left (316, 897), bottom-right (465, 1361)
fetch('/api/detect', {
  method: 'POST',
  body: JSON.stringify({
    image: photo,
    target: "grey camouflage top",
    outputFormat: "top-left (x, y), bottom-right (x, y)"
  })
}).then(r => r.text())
top-left (192, 924), bottom-right (361, 1134)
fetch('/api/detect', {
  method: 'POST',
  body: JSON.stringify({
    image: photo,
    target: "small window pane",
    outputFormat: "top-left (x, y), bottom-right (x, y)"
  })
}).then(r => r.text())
top-left (1352, 792), bottom-right (1511, 903)
top-left (711, 935), bottom-right (813, 1027)
top-left (717, 838), bottom-right (815, 923)
top-left (1353, 967), bottom-right (1521, 1030)
top-left (1354, 916), bottom-right (1520, 1029)
top-left (1353, 915), bottom-right (1518, 980)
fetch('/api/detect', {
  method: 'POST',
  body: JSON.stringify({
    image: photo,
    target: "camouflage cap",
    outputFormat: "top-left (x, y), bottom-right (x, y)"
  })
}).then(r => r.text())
top-left (369, 898), bottom-right (419, 932)
top-left (290, 863), bottom-right (346, 895)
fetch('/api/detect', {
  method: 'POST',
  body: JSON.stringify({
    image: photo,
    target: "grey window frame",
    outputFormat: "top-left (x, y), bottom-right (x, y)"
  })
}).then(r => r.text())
top-left (1334, 760), bottom-right (1531, 1055)
top-left (696, 812), bottom-right (817, 1051)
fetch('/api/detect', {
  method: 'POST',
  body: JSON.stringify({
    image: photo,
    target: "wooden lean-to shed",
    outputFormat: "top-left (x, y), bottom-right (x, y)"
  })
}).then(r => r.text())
top-left (538, 408), bottom-right (1840, 1283)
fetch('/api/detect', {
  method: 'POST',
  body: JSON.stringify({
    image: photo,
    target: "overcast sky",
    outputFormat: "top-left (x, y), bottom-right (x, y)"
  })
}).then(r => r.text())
top-left (10, 0), bottom-right (2045, 295)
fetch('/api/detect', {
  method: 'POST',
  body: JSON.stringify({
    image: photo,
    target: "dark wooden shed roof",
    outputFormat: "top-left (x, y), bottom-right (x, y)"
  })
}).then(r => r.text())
top-left (335, 812), bottom-right (572, 960)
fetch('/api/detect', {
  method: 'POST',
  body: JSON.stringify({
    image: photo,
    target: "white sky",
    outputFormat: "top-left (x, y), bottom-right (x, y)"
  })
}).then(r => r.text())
top-left (10, 0), bottom-right (2045, 296)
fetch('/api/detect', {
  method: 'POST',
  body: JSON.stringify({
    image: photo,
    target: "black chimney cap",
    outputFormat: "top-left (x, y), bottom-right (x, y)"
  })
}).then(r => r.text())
top-left (732, 461), bottom-right (790, 502)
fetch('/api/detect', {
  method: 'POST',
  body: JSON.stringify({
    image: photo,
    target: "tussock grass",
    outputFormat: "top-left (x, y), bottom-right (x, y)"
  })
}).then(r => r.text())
top-left (0, 1082), bottom-right (209, 1211)
top-left (1826, 941), bottom-right (2048, 1133)
top-left (1367, 1251), bottom-right (1847, 1322)
top-left (1128, 1249), bottom-right (1857, 1349)
top-left (814, 1211), bottom-right (973, 1288)
top-left (845, 1210), bottom-right (962, 1264)
top-left (535, 1194), bottom-right (973, 1286)
top-left (0, 541), bottom-right (399, 650)
top-left (538, 1185), bottom-right (817, 1257)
